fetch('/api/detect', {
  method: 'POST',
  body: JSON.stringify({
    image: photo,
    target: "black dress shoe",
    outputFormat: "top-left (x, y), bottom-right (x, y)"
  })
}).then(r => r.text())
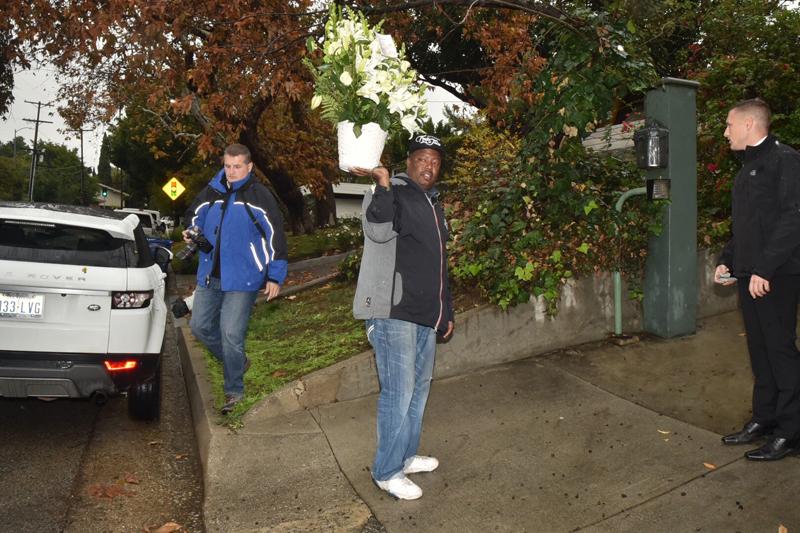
top-left (721, 421), bottom-right (773, 445)
top-left (745, 437), bottom-right (797, 461)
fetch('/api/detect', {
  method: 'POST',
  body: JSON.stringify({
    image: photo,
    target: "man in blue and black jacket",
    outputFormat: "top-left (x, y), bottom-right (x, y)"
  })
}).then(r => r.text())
top-left (184, 143), bottom-right (288, 414)
top-left (351, 134), bottom-right (454, 500)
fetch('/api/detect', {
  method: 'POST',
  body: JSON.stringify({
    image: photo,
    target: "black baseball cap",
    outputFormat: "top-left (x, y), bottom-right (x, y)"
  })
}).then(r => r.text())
top-left (408, 134), bottom-right (445, 158)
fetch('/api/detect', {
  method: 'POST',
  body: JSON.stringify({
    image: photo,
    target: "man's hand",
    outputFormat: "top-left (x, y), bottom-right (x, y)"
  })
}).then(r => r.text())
top-left (749, 274), bottom-right (770, 299)
top-left (442, 321), bottom-right (454, 340)
top-left (714, 264), bottom-right (736, 286)
top-left (351, 166), bottom-right (390, 189)
top-left (264, 281), bottom-right (280, 301)
top-left (182, 229), bottom-right (192, 244)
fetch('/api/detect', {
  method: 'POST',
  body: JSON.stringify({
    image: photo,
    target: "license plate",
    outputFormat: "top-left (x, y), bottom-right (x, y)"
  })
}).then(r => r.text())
top-left (0, 292), bottom-right (44, 319)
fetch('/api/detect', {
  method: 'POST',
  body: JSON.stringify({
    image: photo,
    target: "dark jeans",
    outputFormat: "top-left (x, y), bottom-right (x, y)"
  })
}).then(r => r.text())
top-left (738, 275), bottom-right (800, 439)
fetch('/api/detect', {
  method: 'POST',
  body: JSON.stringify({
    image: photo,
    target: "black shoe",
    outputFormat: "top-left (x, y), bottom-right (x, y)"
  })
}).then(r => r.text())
top-left (721, 421), bottom-right (773, 445)
top-left (745, 437), bottom-right (797, 461)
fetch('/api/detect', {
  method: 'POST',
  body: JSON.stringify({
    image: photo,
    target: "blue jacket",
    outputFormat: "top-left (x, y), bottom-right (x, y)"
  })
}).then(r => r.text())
top-left (185, 169), bottom-right (288, 291)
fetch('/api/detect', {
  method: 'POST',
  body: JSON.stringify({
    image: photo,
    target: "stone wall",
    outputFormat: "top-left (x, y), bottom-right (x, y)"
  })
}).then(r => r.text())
top-left (246, 249), bottom-right (738, 419)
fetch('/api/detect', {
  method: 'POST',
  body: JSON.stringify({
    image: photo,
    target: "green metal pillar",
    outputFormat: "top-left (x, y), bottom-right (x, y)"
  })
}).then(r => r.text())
top-left (642, 77), bottom-right (700, 338)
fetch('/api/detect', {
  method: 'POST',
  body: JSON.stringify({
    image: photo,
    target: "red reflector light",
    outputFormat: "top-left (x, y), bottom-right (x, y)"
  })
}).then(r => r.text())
top-left (104, 360), bottom-right (138, 372)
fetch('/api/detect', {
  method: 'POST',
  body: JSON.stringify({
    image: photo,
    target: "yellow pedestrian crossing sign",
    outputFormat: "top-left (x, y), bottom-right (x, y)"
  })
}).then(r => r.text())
top-left (162, 177), bottom-right (186, 201)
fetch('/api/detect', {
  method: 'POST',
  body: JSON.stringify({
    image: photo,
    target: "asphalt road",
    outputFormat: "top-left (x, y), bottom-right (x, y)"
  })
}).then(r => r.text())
top-left (0, 309), bottom-right (204, 533)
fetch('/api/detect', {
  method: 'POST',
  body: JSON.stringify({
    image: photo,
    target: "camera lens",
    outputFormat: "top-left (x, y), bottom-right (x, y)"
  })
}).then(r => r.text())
top-left (175, 242), bottom-right (198, 261)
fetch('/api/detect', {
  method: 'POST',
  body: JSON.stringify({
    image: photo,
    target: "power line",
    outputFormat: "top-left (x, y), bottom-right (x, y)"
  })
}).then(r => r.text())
top-left (23, 100), bottom-right (55, 202)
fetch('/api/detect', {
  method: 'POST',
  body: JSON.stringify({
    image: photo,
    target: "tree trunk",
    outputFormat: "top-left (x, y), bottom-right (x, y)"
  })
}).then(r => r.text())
top-left (314, 179), bottom-right (337, 228)
top-left (239, 98), bottom-right (313, 235)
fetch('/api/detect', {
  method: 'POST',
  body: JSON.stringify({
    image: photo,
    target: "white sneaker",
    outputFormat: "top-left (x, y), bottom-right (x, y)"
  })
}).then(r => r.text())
top-left (374, 476), bottom-right (423, 500)
top-left (403, 455), bottom-right (439, 474)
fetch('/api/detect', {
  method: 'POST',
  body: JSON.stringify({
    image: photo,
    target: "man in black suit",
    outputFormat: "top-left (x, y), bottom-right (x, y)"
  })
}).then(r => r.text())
top-left (715, 99), bottom-right (800, 461)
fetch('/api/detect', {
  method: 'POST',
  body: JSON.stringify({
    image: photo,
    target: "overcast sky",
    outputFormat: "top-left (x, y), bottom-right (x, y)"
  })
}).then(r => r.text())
top-left (0, 67), bottom-right (108, 168)
top-left (0, 67), bottom-right (465, 171)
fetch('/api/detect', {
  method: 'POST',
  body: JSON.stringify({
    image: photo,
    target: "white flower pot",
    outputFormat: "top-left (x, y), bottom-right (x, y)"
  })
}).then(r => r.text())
top-left (337, 121), bottom-right (388, 172)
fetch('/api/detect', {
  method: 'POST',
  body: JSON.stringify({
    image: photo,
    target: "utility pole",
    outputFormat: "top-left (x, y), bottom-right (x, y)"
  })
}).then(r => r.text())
top-left (71, 127), bottom-right (93, 206)
top-left (23, 100), bottom-right (54, 202)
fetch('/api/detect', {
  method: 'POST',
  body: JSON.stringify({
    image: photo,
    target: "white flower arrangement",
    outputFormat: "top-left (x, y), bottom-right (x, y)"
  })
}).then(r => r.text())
top-left (305, 6), bottom-right (428, 138)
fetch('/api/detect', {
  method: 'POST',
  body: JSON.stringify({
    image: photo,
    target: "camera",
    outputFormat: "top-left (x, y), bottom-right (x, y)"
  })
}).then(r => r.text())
top-left (171, 292), bottom-right (195, 319)
top-left (175, 226), bottom-right (213, 261)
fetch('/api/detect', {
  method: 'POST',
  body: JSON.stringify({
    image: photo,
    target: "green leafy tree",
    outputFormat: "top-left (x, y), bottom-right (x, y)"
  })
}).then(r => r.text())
top-left (0, 137), bottom-right (30, 159)
top-left (0, 30), bottom-right (15, 116)
top-left (436, 4), bottom-right (660, 310)
top-left (1, 139), bottom-right (96, 203)
top-left (107, 107), bottom-right (200, 210)
top-left (97, 134), bottom-right (112, 185)
top-left (0, 154), bottom-right (29, 201)
top-left (688, 0), bottom-right (800, 249)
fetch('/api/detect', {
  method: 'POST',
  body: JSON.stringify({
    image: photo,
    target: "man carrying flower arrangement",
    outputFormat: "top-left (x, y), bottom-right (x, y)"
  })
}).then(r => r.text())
top-left (351, 134), bottom-right (455, 500)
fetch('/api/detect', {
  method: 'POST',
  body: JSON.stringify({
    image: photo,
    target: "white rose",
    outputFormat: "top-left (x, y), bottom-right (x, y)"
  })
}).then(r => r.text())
top-left (340, 71), bottom-right (353, 86)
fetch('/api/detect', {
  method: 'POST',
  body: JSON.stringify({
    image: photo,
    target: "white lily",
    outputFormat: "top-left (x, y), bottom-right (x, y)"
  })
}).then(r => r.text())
top-left (376, 33), bottom-right (398, 58)
top-left (357, 83), bottom-right (381, 104)
top-left (401, 113), bottom-right (419, 135)
top-left (307, 7), bottom-right (428, 133)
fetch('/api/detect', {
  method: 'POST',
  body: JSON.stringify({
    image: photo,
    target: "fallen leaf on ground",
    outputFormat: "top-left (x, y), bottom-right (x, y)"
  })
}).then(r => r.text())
top-left (124, 472), bottom-right (140, 485)
top-left (703, 462), bottom-right (716, 470)
top-left (286, 295), bottom-right (297, 300)
top-left (175, 453), bottom-right (189, 460)
top-left (272, 370), bottom-right (288, 378)
top-left (152, 522), bottom-right (183, 533)
top-left (657, 429), bottom-right (670, 435)
top-left (148, 440), bottom-right (163, 446)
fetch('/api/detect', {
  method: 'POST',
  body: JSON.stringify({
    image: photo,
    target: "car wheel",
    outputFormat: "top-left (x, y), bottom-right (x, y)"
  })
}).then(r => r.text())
top-left (128, 364), bottom-right (161, 421)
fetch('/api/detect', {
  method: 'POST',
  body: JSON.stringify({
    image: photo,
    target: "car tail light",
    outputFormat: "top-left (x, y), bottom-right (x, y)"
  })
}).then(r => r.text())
top-left (112, 290), bottom-right (153, 309)
top-left (104, 360), bottom-right (138, 372)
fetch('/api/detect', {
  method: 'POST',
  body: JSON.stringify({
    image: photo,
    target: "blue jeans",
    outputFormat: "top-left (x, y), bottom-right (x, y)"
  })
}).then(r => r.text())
top-left (366, 318), bottom-right (436, 481)
top-left (190, 278), bottom-right (258, 397)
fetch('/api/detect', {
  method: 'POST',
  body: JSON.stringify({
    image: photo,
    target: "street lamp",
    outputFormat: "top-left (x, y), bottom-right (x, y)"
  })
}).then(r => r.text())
top-left (12, 127), bottom-right (33, 159)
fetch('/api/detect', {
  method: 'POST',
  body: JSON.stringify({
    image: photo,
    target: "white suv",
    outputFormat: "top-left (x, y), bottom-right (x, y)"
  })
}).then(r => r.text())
top-left (115, 208), bottom-right (166, 237)
top-left (0, 202), bottom-right (169, 420)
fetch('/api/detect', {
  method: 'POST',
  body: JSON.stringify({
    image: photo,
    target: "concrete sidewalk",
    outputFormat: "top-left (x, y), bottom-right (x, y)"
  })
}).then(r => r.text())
top-left (175, 283), bottom-right (800, 531)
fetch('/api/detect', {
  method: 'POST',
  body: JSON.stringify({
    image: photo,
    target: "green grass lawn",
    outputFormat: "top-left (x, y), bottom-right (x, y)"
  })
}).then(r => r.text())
top-left (203, 281), bottom-right (370, 426)
top-left (285, 218), bottom-right (362, 261)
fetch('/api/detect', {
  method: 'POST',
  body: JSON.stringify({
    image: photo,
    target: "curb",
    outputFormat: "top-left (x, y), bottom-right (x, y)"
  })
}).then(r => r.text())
top-left (287, 251), bottom-right (351, 272)
top-left (176, 326), bottom-right (218, 478)
top-left (244, 349), bottom-right (379, 421)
